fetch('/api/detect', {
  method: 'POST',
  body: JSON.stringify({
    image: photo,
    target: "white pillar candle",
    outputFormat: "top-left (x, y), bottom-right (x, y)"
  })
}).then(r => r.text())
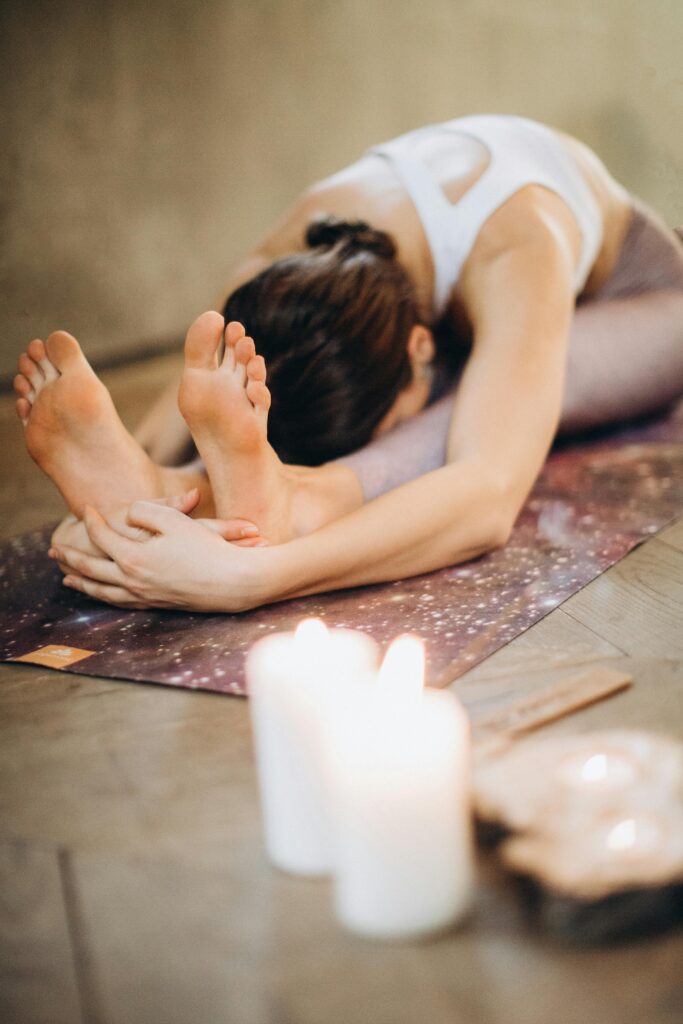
top-left (246, 619), bottom-right (379, 877)
top-left (330, 635), bottom-right (473, 940)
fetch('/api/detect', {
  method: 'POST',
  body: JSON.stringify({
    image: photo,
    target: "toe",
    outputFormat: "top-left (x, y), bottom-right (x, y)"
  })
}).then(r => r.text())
top-left (28, 338), bottom-right (59, 382)
top-left (234, 336), bottom-right (256, 366)
top-left (19, 353), bottom-right (44, 392)
top-left (222, 321), bottom-right (245, 372)
top-left (13, 374), bottom-right (35, 401)
top-left (45, 330), bottom-right (86, 371)
top-left (222, 321), bottom-right (246, 371)
top-left (185, 311), bottom-right (224, 369)
top-left (15, 397), bottom-right (31, 425)
top-left (246, 379), bottom-right (272, 414)
top-left (225, 321), bottom-right (246, 347)
top-left (247, 354), bottom-right (267, 383)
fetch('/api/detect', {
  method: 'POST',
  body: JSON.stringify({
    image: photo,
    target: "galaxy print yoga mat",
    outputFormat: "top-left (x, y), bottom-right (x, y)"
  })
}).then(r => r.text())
top-left (2, 407), bottom-right (683, 697)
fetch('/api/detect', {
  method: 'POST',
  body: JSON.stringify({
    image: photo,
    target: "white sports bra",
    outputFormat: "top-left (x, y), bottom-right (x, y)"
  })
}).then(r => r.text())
top-left (368, 114), bottom-right (604, 319)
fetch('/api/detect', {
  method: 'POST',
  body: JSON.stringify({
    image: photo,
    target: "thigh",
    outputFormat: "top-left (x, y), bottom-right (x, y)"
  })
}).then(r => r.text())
top-left (560, 199), bottom-right (683, 433)
top-left (560, 290), bottom-right (683, 433)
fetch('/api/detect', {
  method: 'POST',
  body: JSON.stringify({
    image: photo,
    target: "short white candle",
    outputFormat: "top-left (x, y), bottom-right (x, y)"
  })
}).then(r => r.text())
top-left (246, 619), bottom-right (378, 877)
top-left (330, 635), bottom-right (473, 940)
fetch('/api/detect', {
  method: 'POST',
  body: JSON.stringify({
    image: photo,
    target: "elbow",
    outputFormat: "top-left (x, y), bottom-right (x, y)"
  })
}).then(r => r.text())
top-left (487, 512), bottom-right (514, 551)
top-left (477, 477), bottom-right (518, 554)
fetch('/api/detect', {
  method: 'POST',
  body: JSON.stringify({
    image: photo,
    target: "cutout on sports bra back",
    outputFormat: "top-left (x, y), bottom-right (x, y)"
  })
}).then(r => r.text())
top-left (411, 131), bottom-right (492, 211)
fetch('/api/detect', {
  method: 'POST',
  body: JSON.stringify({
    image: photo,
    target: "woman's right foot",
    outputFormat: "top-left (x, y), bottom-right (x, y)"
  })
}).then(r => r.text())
top-left (178, 312), bottom-right (301, 543)
top-left (14, 331), bottom-right (166, 518)
top-left (178, 312), bottom-right (365, 543)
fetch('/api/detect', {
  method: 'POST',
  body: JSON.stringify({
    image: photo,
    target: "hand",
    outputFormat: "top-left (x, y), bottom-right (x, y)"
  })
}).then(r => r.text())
top-left (49, 498), bottom-right (271, 612)
top-left (50, 489), bottom-right (266, 574)
top-left (50, 491), bottom-right (200, 569)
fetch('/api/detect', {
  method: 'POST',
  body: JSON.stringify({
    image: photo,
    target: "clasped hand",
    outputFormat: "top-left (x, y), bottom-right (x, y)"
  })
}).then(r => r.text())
top-left (49, 490), bottom-right (269, 612)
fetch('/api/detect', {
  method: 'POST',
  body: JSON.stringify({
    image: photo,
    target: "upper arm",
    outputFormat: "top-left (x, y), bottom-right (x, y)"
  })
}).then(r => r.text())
top-left (446, 227), bottom-right (576, 516)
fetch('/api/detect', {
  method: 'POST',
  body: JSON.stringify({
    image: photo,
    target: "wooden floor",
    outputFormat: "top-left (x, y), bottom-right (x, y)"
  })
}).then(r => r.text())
top-left (1, 355), bottom-right (683, 1024)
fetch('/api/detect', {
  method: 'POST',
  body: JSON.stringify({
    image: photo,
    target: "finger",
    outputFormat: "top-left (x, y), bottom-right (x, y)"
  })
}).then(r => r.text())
top-left (48, 544), bottom-right (129, 585)
top-left (83, 506), bottom-right (142, 564)
top-left (233, 537), bottom-right (270, 548)
top-left (124, 500), bottom-right (185, 534)
top-left (62, 573), bottom-right (148, 608)
top-left (196, 517), bottom-right (261, 540)
top-left (166, 488), bottom-right (200, 515)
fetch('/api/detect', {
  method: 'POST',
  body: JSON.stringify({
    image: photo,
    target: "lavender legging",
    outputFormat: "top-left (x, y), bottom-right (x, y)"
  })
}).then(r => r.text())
top-left (337, 198), bottom-right (683, 501)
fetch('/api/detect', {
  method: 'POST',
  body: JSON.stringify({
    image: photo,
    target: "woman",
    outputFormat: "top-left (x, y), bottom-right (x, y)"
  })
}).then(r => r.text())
top-left (17, 114), bottom-right (683, 611)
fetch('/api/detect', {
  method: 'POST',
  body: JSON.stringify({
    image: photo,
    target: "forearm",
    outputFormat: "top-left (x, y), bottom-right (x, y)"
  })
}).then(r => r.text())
top-left (261, 461), bottom-right (514, 602)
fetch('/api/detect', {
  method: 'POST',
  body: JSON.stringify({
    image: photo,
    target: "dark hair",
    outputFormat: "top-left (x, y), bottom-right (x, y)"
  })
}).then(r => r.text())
top-left (221, 216), bottom-right (421, 465)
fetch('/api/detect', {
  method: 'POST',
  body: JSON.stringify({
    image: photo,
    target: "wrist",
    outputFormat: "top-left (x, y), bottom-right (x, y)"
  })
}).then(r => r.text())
top-left (207, 542), bottom-right (296, 612)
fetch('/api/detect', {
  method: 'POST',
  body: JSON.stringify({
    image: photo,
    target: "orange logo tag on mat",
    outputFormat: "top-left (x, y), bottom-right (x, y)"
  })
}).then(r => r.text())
top-left (13, 644), bottom-right (96, 669)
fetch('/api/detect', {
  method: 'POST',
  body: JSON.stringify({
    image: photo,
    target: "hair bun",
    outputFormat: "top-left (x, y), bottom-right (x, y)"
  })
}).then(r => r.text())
top-left (306, 216), bottom-right (397, 260)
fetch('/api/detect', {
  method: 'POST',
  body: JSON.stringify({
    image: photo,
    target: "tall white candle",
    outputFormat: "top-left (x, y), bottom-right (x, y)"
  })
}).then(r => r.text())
top-left (330, 635), bottom-right (473, 940)
top-left (246, 619), bottom-right (378, 877)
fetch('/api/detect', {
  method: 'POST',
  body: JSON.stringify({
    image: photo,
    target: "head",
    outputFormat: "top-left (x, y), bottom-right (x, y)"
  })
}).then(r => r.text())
top-left (222, 216), bottom-right (436, 465)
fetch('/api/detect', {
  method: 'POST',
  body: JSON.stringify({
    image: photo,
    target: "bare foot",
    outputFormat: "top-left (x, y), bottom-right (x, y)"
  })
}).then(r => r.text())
top-left (178, 312), bottom-right (295, 542)
top-left (178, 312), bottom-right (364, 542)
top-left (14, 331), bottom-right (167, 517)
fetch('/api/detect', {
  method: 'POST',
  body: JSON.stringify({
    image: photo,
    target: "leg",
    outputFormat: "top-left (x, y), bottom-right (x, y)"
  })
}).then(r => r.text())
top-left (335, 390), bottom-right (456, 502)
top-left (560, 289), bottom-right (683, 433)
top-left (14, 331), bottom-right (211, 517)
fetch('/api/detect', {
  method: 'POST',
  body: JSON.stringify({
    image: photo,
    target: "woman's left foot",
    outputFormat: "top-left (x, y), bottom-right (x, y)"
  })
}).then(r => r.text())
top-left (14, 332), bottom-right (166, 517)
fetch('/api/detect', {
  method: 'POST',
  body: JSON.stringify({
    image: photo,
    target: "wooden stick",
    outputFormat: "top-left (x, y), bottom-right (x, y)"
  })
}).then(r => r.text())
top-left (473, 665), bottom-right (632, 757)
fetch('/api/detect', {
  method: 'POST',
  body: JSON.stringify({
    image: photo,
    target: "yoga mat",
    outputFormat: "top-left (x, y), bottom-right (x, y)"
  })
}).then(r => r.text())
top-left (2, 407), bottom-right (683, 697)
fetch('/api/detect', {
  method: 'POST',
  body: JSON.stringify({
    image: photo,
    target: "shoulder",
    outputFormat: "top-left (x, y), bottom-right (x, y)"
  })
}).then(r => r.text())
top-left (476, 185), bottom-right (582, 259)
top-left (458, 194), bottom-right (579, 331)
top-left (460, 185), bottom-right (582, 292)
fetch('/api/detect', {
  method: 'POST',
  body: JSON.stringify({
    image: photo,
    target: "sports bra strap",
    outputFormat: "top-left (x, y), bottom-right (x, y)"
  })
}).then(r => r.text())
top-left (369, 115), bottom-right (603, 318)
top-left (369, 146), bottom-right (461, 316)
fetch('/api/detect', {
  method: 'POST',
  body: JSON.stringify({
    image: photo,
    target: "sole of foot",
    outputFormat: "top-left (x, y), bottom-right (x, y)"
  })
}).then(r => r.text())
top-left (178, 312), bottom-right (298, 541)
top-left (14, 331), bottom-right (162, 517)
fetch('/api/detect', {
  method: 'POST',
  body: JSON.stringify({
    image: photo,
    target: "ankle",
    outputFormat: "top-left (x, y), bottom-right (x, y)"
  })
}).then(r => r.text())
top-left (288, 463), bottom-right (363, 537)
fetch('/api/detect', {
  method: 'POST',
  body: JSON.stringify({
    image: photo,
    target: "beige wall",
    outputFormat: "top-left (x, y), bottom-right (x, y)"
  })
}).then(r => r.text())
top-left (2, 0), bottom-right (681, 379)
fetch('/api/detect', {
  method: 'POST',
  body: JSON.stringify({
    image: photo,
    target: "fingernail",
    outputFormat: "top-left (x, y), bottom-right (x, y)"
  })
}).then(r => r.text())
top-left (62, 576), bottom-right (73, 587)
top-left (240, 525), bottom-right (260, 537)
top-left (48, 547), bottom-right (56, 558)
top-left (255, 540), bottom-right (269, 547)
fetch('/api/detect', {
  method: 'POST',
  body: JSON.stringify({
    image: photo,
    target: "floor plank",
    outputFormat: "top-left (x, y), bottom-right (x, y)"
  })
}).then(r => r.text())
top-left (0, 668), bottom-right (259, 868)
top-left (562, 539), bottom-right (683, 657)
top-left (68, 847), bottom-right (683, 1024)
top-left (657, 514), bottom-right (683, 553)
top-left (0, 839), bottom-right (82, 1024)
top-left (450, 605), bottom-right (624, 685)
